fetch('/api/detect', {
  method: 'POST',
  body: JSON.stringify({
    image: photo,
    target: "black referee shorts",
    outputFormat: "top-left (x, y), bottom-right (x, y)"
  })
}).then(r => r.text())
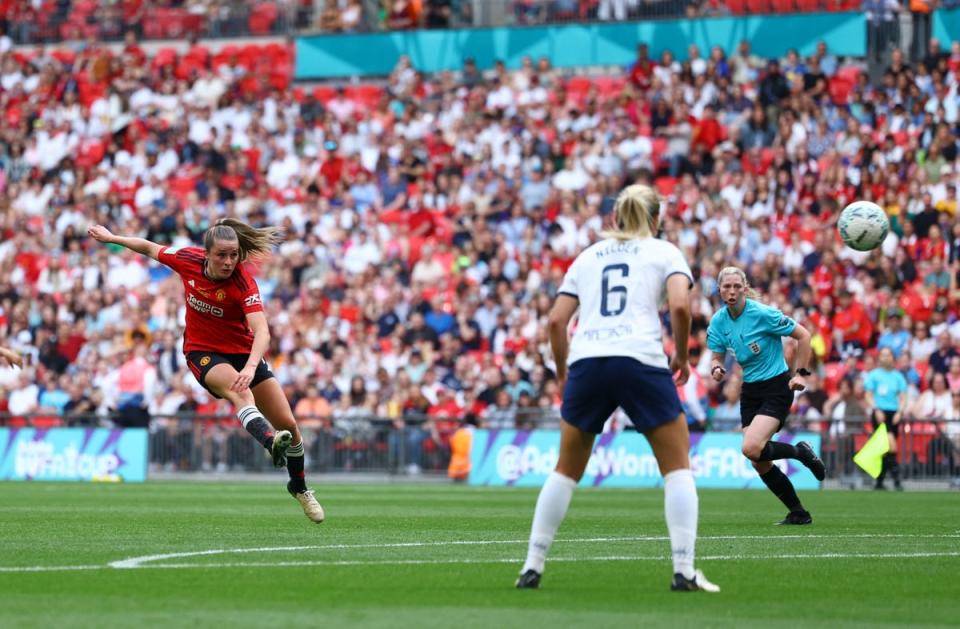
top-left (739, 371), bottom-right (794, 431)
top-left (871, 409), bottom-right (900, 437)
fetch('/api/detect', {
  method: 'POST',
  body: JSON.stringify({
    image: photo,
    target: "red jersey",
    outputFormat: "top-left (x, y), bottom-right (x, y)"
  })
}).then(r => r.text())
top-left (158, 246), bottom-right (264, 354)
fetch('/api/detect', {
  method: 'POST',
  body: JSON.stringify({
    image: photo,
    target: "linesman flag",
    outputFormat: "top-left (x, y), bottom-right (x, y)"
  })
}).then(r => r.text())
top-left (853, 424), bottom-right (890, 479)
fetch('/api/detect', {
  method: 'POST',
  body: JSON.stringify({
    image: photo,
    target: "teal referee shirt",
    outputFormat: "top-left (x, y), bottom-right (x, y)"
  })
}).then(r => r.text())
top-left (707, 300), bottom-right (797, 383)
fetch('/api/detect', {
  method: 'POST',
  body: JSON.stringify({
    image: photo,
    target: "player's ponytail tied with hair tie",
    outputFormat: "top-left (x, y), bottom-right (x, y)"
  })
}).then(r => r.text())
top-left (601, 184), bottom-right (661, 242)
top-left (203, 218), bottom-right (284, 262)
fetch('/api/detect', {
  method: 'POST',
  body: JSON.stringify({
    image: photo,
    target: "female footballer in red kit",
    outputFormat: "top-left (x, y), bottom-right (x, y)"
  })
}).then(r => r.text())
top-left (88, 218), bottom-right (324, 523)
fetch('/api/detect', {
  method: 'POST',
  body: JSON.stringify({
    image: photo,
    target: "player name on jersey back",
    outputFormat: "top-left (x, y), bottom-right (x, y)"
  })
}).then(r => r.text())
top-left (560, 238), bottom-right (692, 369)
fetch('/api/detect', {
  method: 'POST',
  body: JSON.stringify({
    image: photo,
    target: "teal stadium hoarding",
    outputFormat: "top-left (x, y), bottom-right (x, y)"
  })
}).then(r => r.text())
top-left (296, 12), bottom-right (867, 79)
top-left (469, 429), bottom-right (822, 489)
top-left (933, 8), bottom-right (960, 44)
top-left (0, 428), bottom-right (148, 482)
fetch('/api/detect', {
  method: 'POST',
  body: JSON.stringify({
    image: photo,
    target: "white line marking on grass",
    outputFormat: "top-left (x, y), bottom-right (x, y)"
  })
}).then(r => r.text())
top-left (108, 533), bottom-right (960, 569)
top-left (0, 565), bottom-right (102, 573)
top-left (106, 550), bottom-right (960, 570)
top-left (3, 533), bottom-right (958, 574)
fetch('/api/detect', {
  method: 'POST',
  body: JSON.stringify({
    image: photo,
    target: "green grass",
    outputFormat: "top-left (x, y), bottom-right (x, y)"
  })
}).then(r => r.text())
top-left (0, 482), bottom-right (958, 628)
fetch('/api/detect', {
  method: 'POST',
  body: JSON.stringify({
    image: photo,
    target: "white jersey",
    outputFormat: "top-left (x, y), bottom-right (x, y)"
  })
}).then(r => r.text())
top-left (558, 237), bottom-right (692, 368)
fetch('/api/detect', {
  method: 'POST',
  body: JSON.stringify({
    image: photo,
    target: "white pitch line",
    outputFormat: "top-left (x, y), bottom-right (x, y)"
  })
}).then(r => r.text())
top-left (1, 534), bottom-right (957, 574)
top-left (109, 533), bottom-right (960, 569)
top-left (96, 550), bottom-right (960, 570)
top-left (0, 564), bottom-right (103, 574)
top-left (6, 551), bottom-right (960, 573)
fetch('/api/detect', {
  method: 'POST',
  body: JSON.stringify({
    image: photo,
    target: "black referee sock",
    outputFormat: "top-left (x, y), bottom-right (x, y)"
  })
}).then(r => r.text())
top-left (757, 440), bottom-right (799, 462)
top-left (237, 405), bottom-right (275, 451)
top-left (884, 453), bottom-right (901, 485)
top-left (759, 466), bottom-right (805, 513)
top-left (286, 441), bottom-right (307, 493)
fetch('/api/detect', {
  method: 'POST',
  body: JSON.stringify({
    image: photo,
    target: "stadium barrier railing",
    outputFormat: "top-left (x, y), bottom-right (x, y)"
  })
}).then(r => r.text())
top-left (1, 413), bottom-right (957, 483)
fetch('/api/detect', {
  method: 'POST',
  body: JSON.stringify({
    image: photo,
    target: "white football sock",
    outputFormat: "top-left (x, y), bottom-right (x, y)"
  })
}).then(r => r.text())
top-left (522, 471), bottom-right (577, 574)
top-left (663, 468), bottom-right (698, 580)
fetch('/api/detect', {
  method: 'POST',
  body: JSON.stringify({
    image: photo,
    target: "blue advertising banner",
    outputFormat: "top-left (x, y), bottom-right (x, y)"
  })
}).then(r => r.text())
top-left (0, 428), bottom-right (148, 482)
top-left (297, 13), bottom-right (866, 79)
top-left (469, 430), bottom-right (821, 489)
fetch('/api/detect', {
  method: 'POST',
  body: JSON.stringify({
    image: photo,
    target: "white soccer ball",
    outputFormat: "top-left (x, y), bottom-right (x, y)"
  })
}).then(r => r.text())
top-left (838, 201), bottom-right (889, 251)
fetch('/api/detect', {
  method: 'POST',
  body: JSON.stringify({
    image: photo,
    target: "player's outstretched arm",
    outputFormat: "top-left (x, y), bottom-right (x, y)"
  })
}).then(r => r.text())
top-left (87, 224), bottom-right (163, 261)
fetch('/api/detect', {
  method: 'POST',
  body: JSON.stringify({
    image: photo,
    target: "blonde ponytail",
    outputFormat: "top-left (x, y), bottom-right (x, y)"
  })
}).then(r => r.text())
top-left (600, 184), bottom-right (660, 241)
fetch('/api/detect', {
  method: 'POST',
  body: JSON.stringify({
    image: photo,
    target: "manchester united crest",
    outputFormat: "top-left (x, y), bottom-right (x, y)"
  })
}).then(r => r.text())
top-left (199, 356), bottom-right (211, 366)
top-left (215, 289), bottom-right (226, 301)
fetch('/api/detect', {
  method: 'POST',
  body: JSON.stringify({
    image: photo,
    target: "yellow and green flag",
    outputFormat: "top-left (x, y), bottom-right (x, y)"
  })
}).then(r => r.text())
top-left (853, 424), bottom-right (890, 479)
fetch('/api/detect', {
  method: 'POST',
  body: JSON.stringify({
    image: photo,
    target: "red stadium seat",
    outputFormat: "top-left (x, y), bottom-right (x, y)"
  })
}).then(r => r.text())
top-left (269, 68), bottom-right (292, 91)
top-left (655, 176), bottom-right (678, 197)
top-left (593, 76), bottom-right (626, 98)
top-left (344, 84), bottom-right (383, 109)
top-left (771, 0), bottom-right (794, 12)
top-left (184, 45), bottom-right (210, 68)
top-left (50, 48), bottom-right (77, 67)
top-left (795, 0), bottom-right (819, 10)
top-left (745, 0), bottom-right (771, 13)
top-left (236, 44), bottom-right (261, 71)
top-left (566, 76), bottom-right (591, 97)
top-left (312, 86), bottom-right (337, 103)
top-left (30, 416), bottom-right (63, 429)
top-left (152, 47), bottom-right (178, 71)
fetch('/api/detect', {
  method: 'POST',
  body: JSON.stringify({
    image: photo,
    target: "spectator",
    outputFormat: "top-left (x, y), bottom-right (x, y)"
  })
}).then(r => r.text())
top-left (822, 377), bottom-right (868, 437)
top-left (912, 371), bottom-right (953, 418)
top-left (929, 331), bottom-right (958, 375)
top-left (877, 310), bottom-right (911, 358)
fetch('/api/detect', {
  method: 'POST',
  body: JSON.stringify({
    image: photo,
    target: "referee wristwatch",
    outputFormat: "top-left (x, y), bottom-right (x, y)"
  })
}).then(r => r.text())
top-left (795, 368), bottom-right (812, 377)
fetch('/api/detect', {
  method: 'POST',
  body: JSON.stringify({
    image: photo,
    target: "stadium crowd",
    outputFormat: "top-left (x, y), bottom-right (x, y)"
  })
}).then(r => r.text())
top-left (0, 28), bottom-right (959, 470)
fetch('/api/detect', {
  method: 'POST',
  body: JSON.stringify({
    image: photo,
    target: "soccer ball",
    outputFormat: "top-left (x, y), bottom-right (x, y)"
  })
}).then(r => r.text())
top-left (838, 201), bottom-right (889, 251)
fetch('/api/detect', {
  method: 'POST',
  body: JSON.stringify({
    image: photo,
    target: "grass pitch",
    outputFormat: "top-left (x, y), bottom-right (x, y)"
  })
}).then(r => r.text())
top-left (0, 481), bottom-right (957, 628)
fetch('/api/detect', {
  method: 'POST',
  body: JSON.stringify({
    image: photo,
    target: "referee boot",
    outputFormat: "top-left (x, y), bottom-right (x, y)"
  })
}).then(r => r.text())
top-left (795, 441), bottom-right (826, 481)
top-left (776, 510), bottom-right (813, 525)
